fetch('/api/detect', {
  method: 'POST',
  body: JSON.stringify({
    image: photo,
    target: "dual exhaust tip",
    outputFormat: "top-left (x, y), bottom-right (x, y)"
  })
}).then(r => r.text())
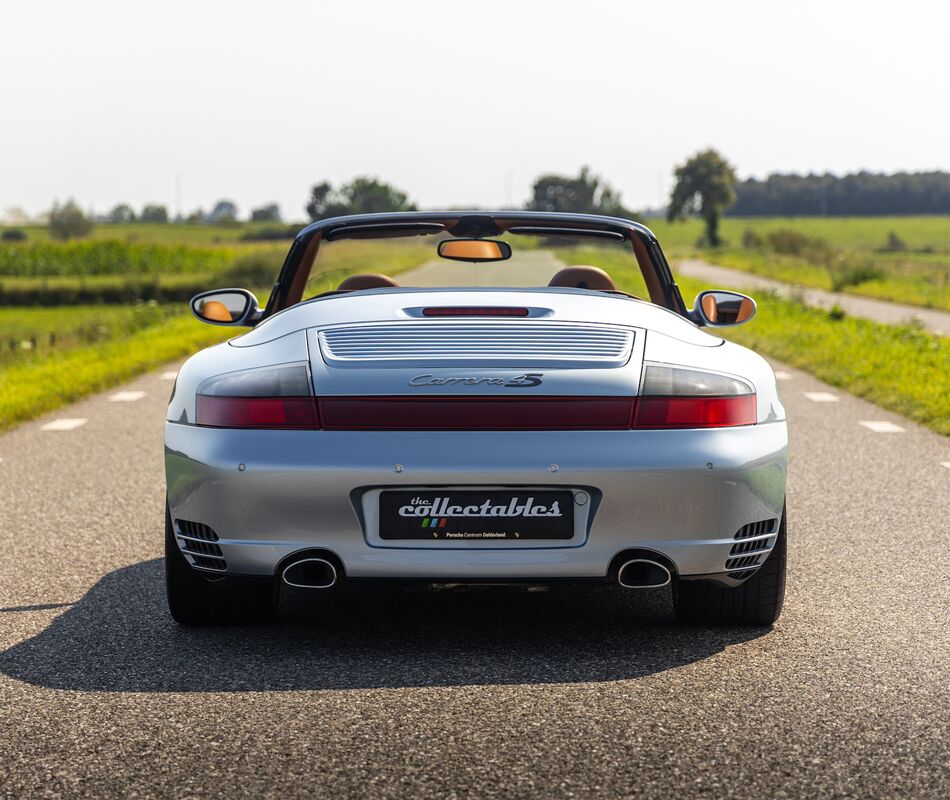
top-left (281, 556), bottom-right (671, 591)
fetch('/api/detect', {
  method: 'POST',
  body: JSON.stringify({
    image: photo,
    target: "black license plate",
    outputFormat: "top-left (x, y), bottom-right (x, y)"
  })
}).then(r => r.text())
top-left (379, 490), bottom-right (574, 541)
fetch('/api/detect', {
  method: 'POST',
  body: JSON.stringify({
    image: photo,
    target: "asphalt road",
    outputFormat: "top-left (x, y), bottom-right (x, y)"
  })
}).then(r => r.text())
top-left (1, 262), bottom-right (949, 798)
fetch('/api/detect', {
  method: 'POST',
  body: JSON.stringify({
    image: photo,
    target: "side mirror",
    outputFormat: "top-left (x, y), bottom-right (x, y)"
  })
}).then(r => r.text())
top-left (190, 288), bottom-right (261, 326)
top-left (693, 290), bottom-right (756, 327)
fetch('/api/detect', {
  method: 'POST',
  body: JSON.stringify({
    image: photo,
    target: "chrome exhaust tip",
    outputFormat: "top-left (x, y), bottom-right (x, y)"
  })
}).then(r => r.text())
top-left (282, 558), bottom-right (338, 589)
top-left (617, 559), bottom-right (671, 589)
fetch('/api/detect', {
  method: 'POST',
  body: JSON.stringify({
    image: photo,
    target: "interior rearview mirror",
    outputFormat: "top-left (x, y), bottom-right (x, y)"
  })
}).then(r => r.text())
top-left (190, 288), bottom-right (260, 326)
top-left (438, 239), bottom-right (512, 263)
top-left (693, 290), bottom-right (756, 327)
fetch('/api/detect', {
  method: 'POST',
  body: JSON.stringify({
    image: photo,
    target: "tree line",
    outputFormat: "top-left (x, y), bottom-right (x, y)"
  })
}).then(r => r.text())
top-left (729, 171), bottom-right (950, 216)
top-left (10, 158), bottom-right (948, 246)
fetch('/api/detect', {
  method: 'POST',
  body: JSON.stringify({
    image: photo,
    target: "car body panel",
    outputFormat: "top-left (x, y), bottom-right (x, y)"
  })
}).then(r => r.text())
top-left (165, 422), bottom-right (787, 579)
top-left (165, 211), bottom-right (788, 587)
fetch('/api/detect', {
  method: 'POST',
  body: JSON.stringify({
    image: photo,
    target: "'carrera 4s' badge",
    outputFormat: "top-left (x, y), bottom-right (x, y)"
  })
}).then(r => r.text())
top-left (408, 373), bottom-right (543, 387)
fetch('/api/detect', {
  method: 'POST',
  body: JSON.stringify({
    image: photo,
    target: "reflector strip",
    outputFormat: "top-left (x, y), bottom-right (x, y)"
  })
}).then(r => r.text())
top-left (633, 395), bottom-right (756, 429)
top-left (196, 395), bottom-right (319, 429)
top-left (318, 396), bottom-right (636, 430)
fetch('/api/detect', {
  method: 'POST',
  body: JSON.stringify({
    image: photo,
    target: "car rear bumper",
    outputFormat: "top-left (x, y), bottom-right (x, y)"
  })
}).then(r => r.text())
top-left (164, 421), bottom-right (788, 581)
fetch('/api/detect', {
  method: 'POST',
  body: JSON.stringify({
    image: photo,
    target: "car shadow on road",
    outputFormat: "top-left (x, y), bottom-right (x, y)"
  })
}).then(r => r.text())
top-left (0, 559), bottom-right (769, 692)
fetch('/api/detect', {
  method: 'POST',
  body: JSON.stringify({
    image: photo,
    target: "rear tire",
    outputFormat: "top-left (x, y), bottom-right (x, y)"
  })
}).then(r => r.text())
top-left (165, 503), bottom-right (274, 625)
top-left (674, 504), bottom-right (787, 626)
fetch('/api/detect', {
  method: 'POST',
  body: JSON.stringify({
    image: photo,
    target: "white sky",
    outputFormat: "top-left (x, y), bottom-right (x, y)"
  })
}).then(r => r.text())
top-left (2, 0), bottom-right (947, 220)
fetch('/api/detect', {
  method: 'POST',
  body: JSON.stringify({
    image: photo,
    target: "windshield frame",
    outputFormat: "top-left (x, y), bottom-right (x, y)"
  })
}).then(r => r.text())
top-left (262, 211), bottom-right (687, 319)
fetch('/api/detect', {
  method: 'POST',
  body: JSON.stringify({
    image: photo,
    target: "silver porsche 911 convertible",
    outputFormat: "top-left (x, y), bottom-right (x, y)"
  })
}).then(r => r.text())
top-left (165, 211), bottom-right (787, 626)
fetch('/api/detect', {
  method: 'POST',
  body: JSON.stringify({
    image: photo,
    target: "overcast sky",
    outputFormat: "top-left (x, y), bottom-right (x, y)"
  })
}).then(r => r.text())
top-left (2, 0), bottom-right (947, 220)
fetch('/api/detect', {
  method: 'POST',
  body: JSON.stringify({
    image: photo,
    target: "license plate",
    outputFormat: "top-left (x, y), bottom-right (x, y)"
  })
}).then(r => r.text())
top-left (379, 490), bottom-right (574, 541)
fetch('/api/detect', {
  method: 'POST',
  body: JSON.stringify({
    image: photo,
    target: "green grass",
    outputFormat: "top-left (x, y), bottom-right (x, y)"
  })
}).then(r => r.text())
top-left (0, 239), bottom-right (434, 430)
top-left (0, 222), bottom-right (287, 245)
top-left (646, 215), bottom-right (950, 313)
top-left (0, 316), bottom-right (233, 429)
top-left (561, 247), bottom-right (950, 436)
top-left (699, 249), bottom-right (950, 312)
top-left (0, 239), bottom-right (239, 277)
top-left (646, 215), bottom-right (950, 252)
top-left (0, 303), bottom-right (182, 366)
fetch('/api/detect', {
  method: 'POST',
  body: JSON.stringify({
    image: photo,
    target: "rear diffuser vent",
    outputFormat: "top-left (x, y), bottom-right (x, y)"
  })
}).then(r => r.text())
top-left (729, 537), bottom-right (774, 556)
top-left (725, 555), bottom-right (762, 571)
top-left (725, 517), bottom-right (778, 578)
top-left (734, 518), bottom-right (777, 540)
top-left (175, 519), bottom-right (226, 571)
top-left (176, 519), bottom-right (219, 542)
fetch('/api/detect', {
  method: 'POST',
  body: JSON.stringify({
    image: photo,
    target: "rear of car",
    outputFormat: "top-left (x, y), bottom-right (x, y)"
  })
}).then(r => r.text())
top-left (165, 212), bottom-right (787, 627)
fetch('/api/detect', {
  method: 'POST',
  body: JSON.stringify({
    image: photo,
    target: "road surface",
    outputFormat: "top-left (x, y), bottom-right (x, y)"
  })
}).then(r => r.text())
top-left (1, 258), bottom-right (948, 798)
top-left (676, 258), bottom-right (950, 336)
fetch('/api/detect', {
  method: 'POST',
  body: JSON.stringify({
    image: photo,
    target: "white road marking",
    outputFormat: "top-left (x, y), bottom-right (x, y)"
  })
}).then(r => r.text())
top-left (40, 418), bottom-right (87, 431)
top-left (804, 392), bottom-right (839, 403)
top-left (110, 391), bottom-right (146, 402)
top-left (774, 371), bottom-right (793, 381)
top-left (159, 371), bottom-right (178, 381)
top-left (940, 462), bottom-right (950, 470)
top-left (859, 420), bottom-right (905, 433)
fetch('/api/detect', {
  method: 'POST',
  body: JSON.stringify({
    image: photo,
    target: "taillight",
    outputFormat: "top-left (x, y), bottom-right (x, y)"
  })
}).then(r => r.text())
top-left (195, 365), bottom-right (320, 429)
top-left (633, 364), bottom-right (756, 429)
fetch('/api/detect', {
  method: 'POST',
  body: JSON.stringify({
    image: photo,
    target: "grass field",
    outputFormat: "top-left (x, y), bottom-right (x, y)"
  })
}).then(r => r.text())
top-left (562, 247), bottom-right (950, 436)
top-left (0, 222), bottom-right (283, 245)
top-left (1, 222), bottom-right (948, 435)
top-left (647, 215), bottom-right (950, 312)
top-left (0, 239), bottom-right (433, 429)
top-left (645, 215), bottom-right (950, 251)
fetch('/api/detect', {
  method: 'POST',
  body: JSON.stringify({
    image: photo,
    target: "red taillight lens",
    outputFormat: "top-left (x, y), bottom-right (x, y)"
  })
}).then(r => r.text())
top-left (633, 395), bottom-right (756, 429)
top-left (196, 396), bottom-right (320, 429)
top-left (422, 307), bottom-right (530, 317)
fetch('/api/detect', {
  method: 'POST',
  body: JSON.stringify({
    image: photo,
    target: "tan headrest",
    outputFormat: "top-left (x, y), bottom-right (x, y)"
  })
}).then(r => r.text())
top-left (337, 273), bottom-right (400, 291)
top-left (200, 300), bottom-right (233, 322)
top-left (548, 266), bottom-right (616, 291)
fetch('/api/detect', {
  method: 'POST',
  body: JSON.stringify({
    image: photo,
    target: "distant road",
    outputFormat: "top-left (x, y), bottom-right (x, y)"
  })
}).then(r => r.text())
top-left (1, 259), bottom-right (949, 797)
top-left (676, 258), bottom-right (950, 336)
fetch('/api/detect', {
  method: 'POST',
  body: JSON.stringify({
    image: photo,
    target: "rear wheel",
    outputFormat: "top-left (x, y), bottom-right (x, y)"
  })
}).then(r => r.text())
top-left (165, 503), bottom-right (274, 625)
top-left (674, 504), bottom-right (787, 626)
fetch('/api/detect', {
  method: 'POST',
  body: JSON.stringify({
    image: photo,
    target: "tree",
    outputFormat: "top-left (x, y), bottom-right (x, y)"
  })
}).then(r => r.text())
top-left (340, 177), bottom-right (415, 215)
top-left (305, 177), bottom-right (415, 221)
top-left (49, 199), bottom-right (94, 240)
top-left (527, 166), bottom-right (634, 219)
top-left (251, 203), bottom-right (281, 222)
top-left (209, 199), bottom-right (239, 223)
top-left (667, 149), bottom-right (737, 246)
top-left (108, 203), bottom-right (136, 223)
top-left (140, 204), bottom-right (169, 223)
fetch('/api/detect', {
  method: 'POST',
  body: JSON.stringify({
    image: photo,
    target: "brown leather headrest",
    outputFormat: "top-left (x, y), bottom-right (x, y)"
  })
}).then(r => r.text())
top-left (548, 266), bottom-right (616, 291)
top-left (337, 273), bottom-right (400, 291)
top-left (199, 299), bottom-right (234, 322)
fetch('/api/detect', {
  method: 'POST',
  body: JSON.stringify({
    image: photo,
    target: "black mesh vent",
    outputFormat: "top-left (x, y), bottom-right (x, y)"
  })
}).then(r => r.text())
top-left (730, 537), bottom-right (773, 556)
top-left (191, 554), bottom-right (228, 571)
top-left (725, 554), bottom-right (762, 570)
top-left (176, 519), bottom-right (219, 542)
top-left (727, 569), bottom-right (756, 581)
top-left (183, 539), bottom-right (224, 557)
top-left (734, 519), bottom-right (777, 540)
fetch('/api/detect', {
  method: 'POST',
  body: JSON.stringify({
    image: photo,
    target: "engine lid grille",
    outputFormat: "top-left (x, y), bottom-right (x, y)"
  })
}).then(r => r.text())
top-left (317, 321), bottom-right (634, 368)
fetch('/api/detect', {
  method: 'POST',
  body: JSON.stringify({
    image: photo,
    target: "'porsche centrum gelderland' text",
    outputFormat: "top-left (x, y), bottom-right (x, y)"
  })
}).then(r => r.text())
top-left (399, 496), bottom-right (563, 518)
